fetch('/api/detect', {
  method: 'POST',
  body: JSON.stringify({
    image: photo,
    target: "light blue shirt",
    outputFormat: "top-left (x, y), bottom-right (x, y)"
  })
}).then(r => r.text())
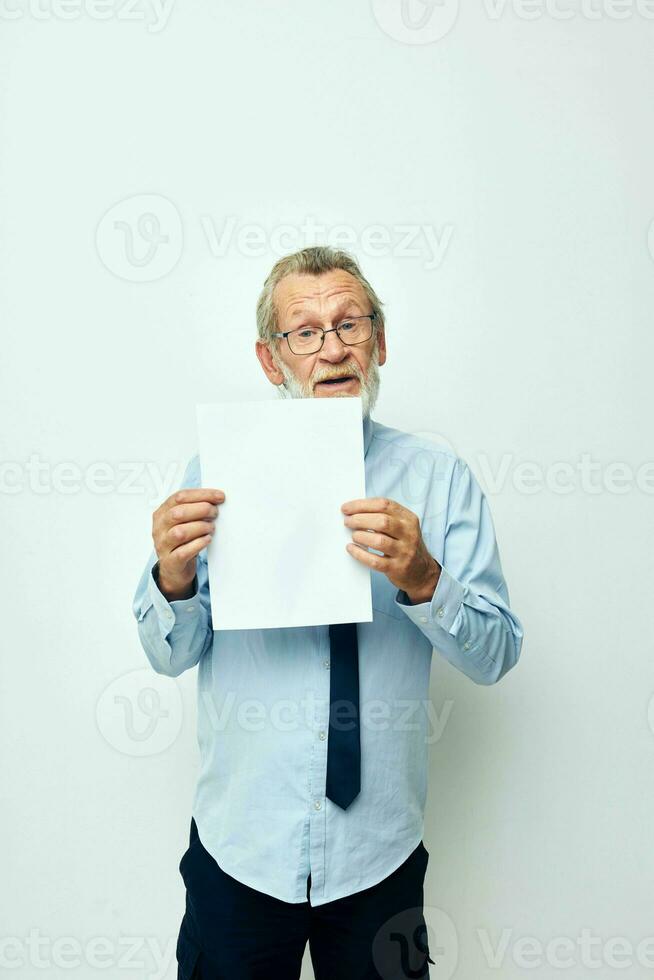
top-left (132, 413), bottom-right (523, 906)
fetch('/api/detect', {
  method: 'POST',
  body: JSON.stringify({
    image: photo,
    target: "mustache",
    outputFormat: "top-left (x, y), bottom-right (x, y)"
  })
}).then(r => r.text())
top-left (314, 367), bottom-right (361, 384)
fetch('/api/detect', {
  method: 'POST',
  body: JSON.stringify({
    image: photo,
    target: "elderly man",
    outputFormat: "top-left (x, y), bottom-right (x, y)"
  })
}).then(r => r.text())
top-left (132, 246), bottom-right (524, 980)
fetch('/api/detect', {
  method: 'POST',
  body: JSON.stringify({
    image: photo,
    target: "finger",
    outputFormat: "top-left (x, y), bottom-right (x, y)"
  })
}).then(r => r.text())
top-left (166, 533), bottom-right (213, 567)
top-left (165, 487), bottom-right (225, 509)
top-left (341, 497), bottom-right (398, 515)
top-left (345, 541), bottom-right (390, 571)
top-left (344, 512), bottom-right (402, 538)
top-left (350, 529), bottom-right (399, 556)
top-left (166, 520), bottom-right (217, 549)
top-left (165, 500), bottom-right (220, 526)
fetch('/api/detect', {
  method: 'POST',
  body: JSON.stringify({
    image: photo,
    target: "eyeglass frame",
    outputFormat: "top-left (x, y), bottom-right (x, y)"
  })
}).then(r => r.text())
top-left (271, 311), bottom-right (378, 355)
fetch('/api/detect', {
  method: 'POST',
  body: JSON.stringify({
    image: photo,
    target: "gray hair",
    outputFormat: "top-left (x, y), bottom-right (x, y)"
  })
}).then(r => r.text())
top-left (256, 245), bottom-right (385, 345)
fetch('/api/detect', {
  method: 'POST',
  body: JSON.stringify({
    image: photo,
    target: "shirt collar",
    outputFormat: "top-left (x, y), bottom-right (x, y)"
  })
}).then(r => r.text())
top-left (363, 413), bottom-right (374, 458)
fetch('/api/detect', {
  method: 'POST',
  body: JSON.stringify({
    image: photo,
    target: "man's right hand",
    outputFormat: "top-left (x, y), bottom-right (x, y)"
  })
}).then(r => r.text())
top-left (152, 487), bottom-right (226, 600)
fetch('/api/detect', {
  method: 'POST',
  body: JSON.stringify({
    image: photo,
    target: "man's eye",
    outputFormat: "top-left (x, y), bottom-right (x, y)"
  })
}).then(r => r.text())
top-left (297, 328), bottom-right (318, 338)
top-left (339, 321), bottom-right (355, 331)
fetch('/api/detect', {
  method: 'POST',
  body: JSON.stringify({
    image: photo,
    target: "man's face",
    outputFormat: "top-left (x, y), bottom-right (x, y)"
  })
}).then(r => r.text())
top-left (256, 270), bottom-right (386, 418)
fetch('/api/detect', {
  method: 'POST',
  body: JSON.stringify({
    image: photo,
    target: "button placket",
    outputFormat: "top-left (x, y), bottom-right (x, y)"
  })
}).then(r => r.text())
top-left (308, 628), bottom-right (329, 894)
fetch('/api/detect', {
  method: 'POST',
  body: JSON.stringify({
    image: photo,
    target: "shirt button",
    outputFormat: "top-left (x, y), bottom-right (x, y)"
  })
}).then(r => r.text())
top-left (463, 641), bottom-right (471, 650)
top-left (318, 731), bottom-right (326, 740)
top-left (437, 607), bottom-right (445, 618)
top-left (314, 800), bottom-right (322, 810)
top-left (186, 606), bottom-right (195, 613)
top-left (419, 615), bottom-right (428, 623)
top-left (323, 659), bottom-right (330, 669)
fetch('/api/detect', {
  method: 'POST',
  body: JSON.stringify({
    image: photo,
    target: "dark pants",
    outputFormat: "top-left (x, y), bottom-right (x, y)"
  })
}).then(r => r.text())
top-left (177, 817), bottom-right (435, 980)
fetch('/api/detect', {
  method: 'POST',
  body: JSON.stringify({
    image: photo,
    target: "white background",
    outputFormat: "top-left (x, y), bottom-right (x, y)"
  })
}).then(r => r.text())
top-left (1, 2), bottom-right (653, 978)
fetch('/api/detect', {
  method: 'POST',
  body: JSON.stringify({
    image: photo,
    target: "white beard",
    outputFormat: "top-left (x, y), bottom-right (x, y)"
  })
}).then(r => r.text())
top-left (270, 341), bottom-right (381, 419)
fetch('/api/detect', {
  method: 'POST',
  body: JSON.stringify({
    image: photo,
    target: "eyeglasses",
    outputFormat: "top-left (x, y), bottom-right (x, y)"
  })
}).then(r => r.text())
top-left (272, 312), bottom-right (378, 356)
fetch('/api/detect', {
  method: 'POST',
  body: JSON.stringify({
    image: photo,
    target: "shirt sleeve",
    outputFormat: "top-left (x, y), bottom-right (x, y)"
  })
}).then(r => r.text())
top-left (393, 457), bottom-right (524, 686)
top-left (131, 453), bottom-right (213, 677)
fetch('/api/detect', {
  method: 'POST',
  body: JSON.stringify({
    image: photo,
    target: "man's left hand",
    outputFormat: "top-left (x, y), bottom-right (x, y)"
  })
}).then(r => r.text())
top-left (341, 497), bottom-right (441, 605)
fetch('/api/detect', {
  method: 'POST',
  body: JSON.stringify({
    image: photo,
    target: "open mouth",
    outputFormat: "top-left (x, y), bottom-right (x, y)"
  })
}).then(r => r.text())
top-left (316, 376), bottom-right (357, 389)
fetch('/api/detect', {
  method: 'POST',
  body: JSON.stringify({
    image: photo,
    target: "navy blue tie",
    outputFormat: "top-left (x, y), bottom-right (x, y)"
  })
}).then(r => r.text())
top-left (326, 622), bottom-right (361, 810)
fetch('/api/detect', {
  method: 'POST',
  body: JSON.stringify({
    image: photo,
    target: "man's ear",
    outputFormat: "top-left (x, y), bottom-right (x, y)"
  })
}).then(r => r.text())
top-left (255, 339), bottom-right (285, 385)
top-left (375, 325), bottom-right (387, 367)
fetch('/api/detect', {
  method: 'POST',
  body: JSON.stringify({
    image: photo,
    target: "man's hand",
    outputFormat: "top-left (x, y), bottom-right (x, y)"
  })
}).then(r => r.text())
top-left (341, 497), bottom-right (441, 605)
top-left (152, 487), bottom-right (225, 600)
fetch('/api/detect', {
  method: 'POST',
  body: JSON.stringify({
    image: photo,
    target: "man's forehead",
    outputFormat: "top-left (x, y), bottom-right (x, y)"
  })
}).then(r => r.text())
top-left (274, 271), bottom-right (367, 317)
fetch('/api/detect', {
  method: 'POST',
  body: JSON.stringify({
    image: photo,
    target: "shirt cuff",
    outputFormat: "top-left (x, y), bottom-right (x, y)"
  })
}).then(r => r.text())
top-left (140, 562), bottom-right (201, 639)
top-left (394, 565), bottom-right (467, 633)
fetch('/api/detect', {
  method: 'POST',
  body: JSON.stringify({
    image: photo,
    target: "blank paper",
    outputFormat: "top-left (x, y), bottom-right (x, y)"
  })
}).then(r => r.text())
top-left (195, 397), bottom-right (373, 631)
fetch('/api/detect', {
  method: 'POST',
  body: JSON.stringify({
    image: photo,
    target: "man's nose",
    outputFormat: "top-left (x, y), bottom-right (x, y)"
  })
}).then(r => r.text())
top-left (319, 328), bottom-right (349, 361)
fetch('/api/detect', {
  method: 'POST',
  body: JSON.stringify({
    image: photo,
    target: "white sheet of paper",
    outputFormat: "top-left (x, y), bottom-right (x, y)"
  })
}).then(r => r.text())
top-left (196, 397), bottom-right (373, 631)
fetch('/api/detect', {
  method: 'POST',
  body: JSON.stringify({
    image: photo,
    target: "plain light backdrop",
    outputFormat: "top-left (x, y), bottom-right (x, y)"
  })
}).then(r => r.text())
top-left (1, 2), bottom-right (653, 978)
